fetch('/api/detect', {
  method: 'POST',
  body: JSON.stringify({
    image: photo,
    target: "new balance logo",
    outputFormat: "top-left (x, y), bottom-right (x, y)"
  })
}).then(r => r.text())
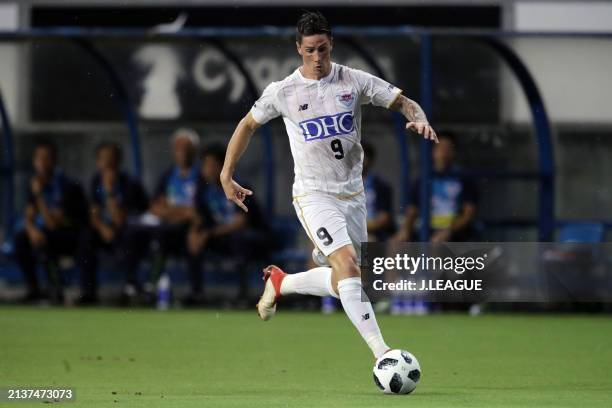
top-left (298, 103), bottom-right (309, 111)
top-left (299, 111), bottom-right (355, 141)
top-left (362, 313), bottom-right (370, 321)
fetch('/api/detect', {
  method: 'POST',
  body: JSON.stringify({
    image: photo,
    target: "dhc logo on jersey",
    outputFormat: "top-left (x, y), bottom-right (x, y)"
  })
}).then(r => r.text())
top-left (299, 111), bottom-right (355, 141)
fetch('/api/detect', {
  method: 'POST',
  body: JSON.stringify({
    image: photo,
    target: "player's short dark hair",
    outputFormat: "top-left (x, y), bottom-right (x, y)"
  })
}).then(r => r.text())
top-left (201, 143), bottom-right (226, 165)
top-left (33, 139), bottom-right (57, 162)
top-left (296, 11), bottom-right (332, 44)
top-left (95, 141), bottom-right (123, 164)
top-left (362, 141), bottom-right (376, 162)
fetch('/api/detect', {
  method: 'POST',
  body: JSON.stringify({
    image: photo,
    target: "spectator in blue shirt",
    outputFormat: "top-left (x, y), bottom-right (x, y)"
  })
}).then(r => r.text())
top-left (14, 140), bottom-right (89, 303)
top-left (138, 128), bottom-right (200, 290)
top-left (390, 131), bottom-right (478, 315)
top-left (121, 128), bottom-right (200, 303)
top-left (149, 128), bottom-right (200, 259)
top-left (394, 131), bottom-right (477, 242)
top-left (187, 144), bottom-right (270, 304)
top-left (151, 128), bottom-right (200, 221)
top-left (80, 142), bottom-right (148, 302)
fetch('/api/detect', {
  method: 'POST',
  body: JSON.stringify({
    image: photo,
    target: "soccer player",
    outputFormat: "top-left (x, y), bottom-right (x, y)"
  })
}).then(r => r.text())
top-left (321, 141), bottom-right (395, 314)
top-left (220, 11), bottom-right (437, 359)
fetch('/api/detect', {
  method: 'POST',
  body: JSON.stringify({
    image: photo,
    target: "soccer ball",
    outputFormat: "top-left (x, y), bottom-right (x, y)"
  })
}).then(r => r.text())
top-left (372, 349), bottom-right (421, 394)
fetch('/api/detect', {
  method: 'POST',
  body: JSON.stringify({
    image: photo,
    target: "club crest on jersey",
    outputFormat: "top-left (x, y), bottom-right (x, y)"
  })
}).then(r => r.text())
top-left (335, 91), bottom-right (356, 109)
top-left (299, 111), bottom-right (355, 141)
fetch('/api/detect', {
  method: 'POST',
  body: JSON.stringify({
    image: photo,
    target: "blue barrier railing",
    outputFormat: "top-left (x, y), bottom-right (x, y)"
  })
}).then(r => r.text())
top-left (418, 34), bottom-right (434, 242)
top-left (0, 89), bottom-right (15, 243)
top-left (2, 26), bottom-right (612, 39)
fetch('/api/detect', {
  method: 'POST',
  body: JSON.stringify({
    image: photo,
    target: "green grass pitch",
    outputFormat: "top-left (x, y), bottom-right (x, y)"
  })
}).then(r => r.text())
top-left (1, 307), bottom-right (611, 407)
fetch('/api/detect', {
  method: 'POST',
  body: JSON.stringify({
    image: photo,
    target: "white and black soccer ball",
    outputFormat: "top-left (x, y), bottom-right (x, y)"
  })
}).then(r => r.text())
top-left (372, 349), bottom-right (421, 394)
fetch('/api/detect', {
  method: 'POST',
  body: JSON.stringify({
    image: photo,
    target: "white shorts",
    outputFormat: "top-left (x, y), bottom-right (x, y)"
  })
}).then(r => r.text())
top-left (293, 192), bottom-right (367, 260)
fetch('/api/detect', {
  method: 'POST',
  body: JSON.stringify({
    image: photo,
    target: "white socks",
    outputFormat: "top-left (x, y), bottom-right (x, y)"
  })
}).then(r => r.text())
top-left (280, 267), bottom-right (338, 298)
top-left (337, 277), bottom-right (389, 358)
top-left (279, 268), bottom-right (389, 358)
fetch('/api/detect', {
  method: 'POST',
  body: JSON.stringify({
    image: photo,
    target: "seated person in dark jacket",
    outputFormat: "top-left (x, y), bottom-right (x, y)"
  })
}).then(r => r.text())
top-left (82, 142), bottom-right (148, 300)
top-left (14, 140), bottom-right (88, 303)
top-left (187, 144), bottom-right (269, 302)
top-left (362, 142), bottom-right (395, 242)
top-left (394, 131), bottom-right (477, 243)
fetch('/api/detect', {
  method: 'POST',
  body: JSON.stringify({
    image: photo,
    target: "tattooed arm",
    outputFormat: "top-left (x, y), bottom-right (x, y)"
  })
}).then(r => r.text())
top-left (389, 95), bottom-right (438, 143)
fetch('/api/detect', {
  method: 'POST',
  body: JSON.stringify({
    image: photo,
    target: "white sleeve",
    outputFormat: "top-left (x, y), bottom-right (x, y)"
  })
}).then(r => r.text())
top-left (353, 69), bottom-right (403, 109)
top-left (250, 82), bottom-right (281, 125)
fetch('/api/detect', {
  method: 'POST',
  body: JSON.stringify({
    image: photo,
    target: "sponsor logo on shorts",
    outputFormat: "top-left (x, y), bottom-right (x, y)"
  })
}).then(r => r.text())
top-left (299, 111), bottom-right (355, 141)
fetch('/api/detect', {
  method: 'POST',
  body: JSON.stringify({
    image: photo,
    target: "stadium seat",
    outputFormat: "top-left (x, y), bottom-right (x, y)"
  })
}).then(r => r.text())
top-left (557, 222), bottom-right (605, 243)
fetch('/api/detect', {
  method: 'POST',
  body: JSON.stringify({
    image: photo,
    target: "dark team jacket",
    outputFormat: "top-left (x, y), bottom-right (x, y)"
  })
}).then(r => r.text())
top-left (364, 173), bottom-right (396, 241)
top-left (90, 171), bottom-right (149, 225)
top-left (27, 171), bottom-right (88, 229)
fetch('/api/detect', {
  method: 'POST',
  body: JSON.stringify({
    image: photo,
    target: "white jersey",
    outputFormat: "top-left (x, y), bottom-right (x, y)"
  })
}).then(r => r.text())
top-left (250, 62), bottom-right (402, 197)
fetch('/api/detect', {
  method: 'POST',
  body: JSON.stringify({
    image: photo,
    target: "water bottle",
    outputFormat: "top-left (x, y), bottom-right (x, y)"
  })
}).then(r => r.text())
top-left (156, 273), bottom-right (171, 310)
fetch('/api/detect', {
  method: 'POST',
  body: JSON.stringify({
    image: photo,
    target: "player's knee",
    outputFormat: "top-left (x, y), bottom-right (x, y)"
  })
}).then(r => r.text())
top-left (329, 246), bottom-right (360, 279)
